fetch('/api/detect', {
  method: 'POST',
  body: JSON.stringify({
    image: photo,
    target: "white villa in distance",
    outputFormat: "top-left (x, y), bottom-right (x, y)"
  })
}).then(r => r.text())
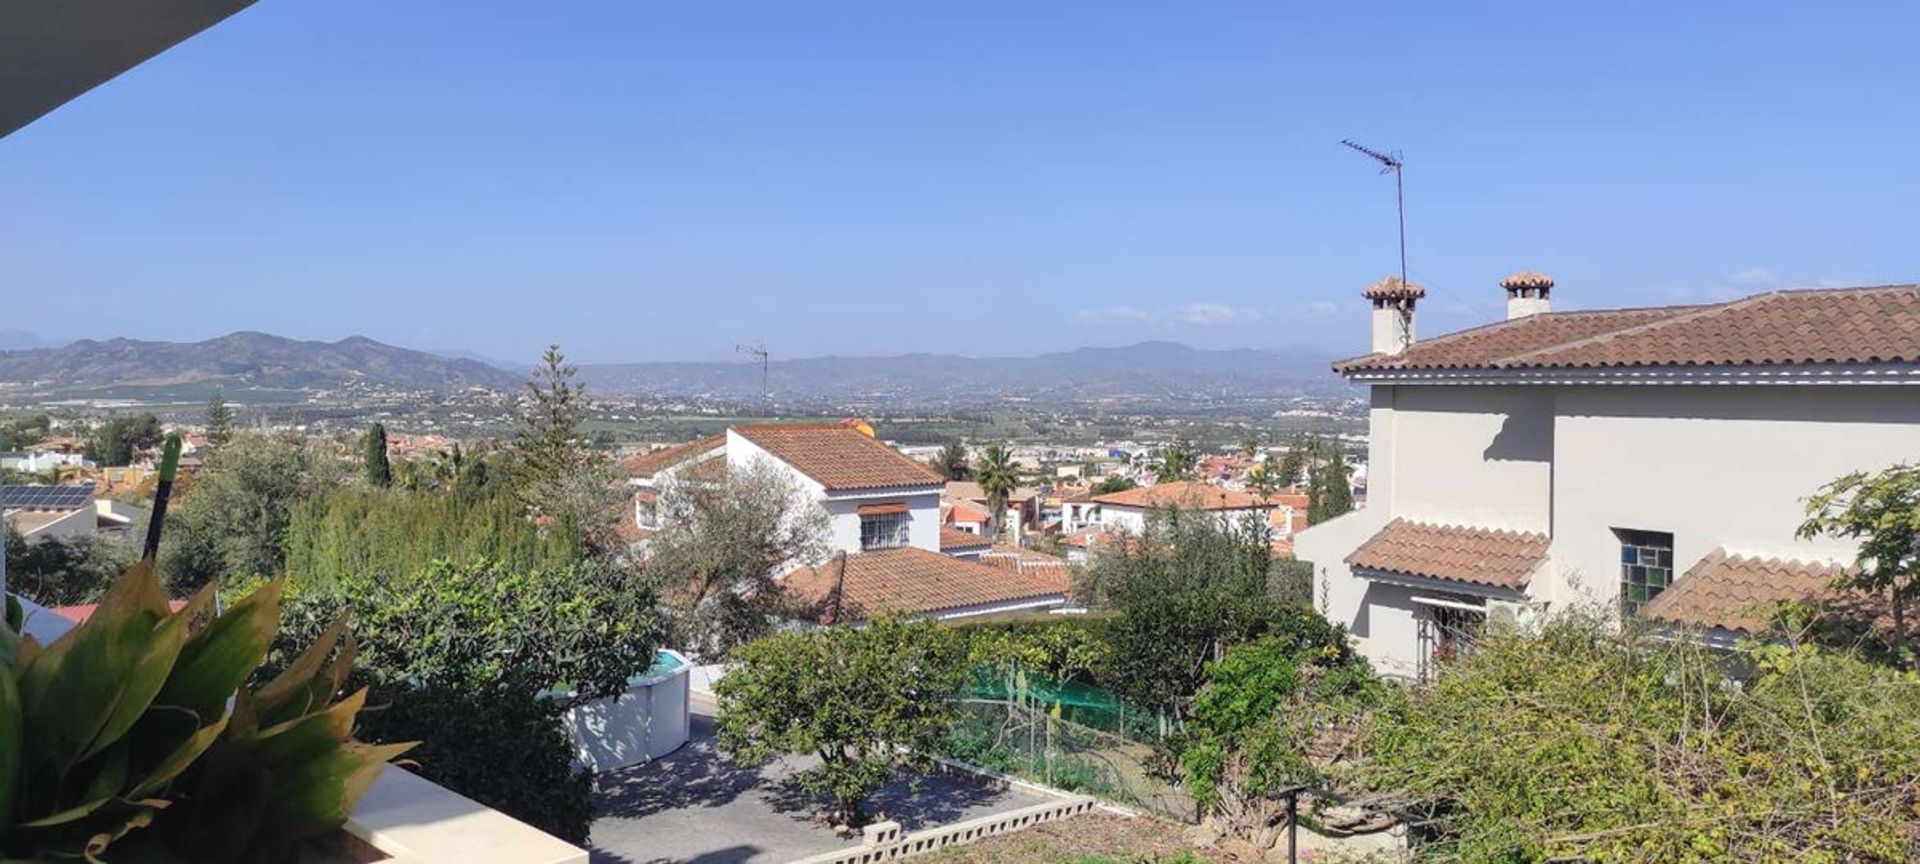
top-left (623, 419), bottom-right (1071, 623)
top-left (1295, 273), bottom-right (1920, 680)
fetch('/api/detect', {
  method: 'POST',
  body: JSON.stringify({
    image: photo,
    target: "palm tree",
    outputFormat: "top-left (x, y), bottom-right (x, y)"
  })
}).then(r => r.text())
top-left (1157, 437), bottom-right (1198, 484)
top-left (975, 443), bottom-right (1018, 540)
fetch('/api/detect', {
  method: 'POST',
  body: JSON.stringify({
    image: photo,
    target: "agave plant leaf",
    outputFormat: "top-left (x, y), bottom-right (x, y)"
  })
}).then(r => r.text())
top-left (125, 712), bottom-right (230, 800)
top-left (80, 581), bottom-right (217, 763)
top-left (18, 795), bottom-right (113, 828)
top-left (263, 739), bottom-right (415, 839)
top-left (15, 634), bottom-right (40, 670)
top-left (75, 740), bottom-right (131, 807)
top-left (249, 616), bottom-right (348, 730)
top-left (0, 595), bottom-right (21, 666)
top-left (337, 741), bottom-right (416, 815)
top-left (0, 665), bottom-right (20, 826)
top-left (16, 564), bottom-right (174, 775)
top-left (155, 579), bottom-right (285, 729)
top-left (249, 687), bottom-right (367, 765)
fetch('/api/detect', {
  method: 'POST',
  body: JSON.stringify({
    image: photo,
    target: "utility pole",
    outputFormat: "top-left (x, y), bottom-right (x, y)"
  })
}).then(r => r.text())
top-left (1340, 139), bottom-right (1408, 292)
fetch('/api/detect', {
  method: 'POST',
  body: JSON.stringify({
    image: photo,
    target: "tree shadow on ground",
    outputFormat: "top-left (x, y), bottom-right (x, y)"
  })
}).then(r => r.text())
top-left (593, 712), bottom-right (763, 819)
top-left (590, 843), bottom-right (763, 864)
top-left (760, 766), bottom-right (1012, 831)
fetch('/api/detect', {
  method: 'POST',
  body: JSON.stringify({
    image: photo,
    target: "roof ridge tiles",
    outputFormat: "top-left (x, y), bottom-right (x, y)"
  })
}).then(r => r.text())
top-left (1493, 291), bottom-right (1780, 368)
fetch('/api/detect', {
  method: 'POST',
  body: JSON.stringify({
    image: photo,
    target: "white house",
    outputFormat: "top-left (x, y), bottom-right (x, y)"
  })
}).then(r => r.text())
top-left (1294, 273), bottom-right (1920, 680)
top-left (0, 451), bottom-right (94, 474)
top-left (726, 422), bottom-right (946, 555)
top-left (625, 421), bottom-right (1070, 622)
top-left (1088, 480), bottom-right (1275, 534)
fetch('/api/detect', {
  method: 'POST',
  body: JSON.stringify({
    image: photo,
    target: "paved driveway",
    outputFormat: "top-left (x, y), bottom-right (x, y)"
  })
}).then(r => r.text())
top-left (589, 698), bottom-right (1049, 864)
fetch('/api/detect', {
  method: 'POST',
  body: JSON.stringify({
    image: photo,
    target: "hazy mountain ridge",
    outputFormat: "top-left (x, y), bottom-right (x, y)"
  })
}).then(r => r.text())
top-left (577, 341), bottom-right (1345, 402)
top-left (0, 332), bottom-right (523, 391)
top-left (0, 335), bottom-right (1343, 403)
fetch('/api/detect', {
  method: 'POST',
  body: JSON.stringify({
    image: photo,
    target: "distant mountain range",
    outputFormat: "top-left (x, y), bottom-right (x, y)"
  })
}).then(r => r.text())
top-left (576, 341), bottom-right (1345, 403)
top-left (0, 334), bottom-right (1346, 404)
top-left (0, 332), bottom-right (522, 392)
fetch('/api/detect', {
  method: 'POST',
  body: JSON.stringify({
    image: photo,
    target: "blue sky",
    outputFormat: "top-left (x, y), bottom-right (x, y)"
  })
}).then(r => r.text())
top-left (4, 1), bottom-right (1916, 364)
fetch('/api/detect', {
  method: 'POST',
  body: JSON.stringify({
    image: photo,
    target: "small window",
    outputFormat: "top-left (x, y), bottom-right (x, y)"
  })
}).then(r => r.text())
top-left (860, 512), bottom-right (910, 551)
top-left (1614, 528), bottom-right (1675, 616)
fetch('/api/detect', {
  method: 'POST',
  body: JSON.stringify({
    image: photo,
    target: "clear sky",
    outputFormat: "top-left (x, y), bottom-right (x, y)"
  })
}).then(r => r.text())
top-left (4, 1), bottom-right (1916, 364)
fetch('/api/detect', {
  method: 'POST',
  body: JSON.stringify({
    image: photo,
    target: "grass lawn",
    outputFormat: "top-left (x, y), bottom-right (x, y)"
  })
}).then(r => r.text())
top-left (927, 813), bottom-right (1238, 864)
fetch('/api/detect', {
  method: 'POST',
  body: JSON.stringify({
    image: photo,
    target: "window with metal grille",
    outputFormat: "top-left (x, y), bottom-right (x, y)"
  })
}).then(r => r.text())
top-left (1615, 528), bottom-right (1675, 616)
top-left (860, 513), bottom-right (910, 550)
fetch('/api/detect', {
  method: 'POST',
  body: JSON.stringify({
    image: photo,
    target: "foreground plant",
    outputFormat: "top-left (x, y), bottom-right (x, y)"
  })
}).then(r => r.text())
top-left (0, 562), bottom-right (411, 862)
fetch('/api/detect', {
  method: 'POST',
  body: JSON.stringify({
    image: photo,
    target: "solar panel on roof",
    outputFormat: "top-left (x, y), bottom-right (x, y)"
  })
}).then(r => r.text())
top-left (0, 485), bottom-right (95, 510)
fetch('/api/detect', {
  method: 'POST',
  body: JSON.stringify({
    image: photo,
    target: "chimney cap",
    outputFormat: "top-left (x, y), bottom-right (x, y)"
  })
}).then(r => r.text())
top-left (1361, 275), bottom-right (1426, 301)
top-left (1499, 270), bottom-right (1555, 293)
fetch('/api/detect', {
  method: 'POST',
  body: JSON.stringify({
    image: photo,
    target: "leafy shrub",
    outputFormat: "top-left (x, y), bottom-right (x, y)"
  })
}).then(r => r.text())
top-left (1180, 636), bottom-right (1378, 842)
top-left (277, 558), bottom-right (660, 843)
top-left (1355, 614), bottom-right (1920, 862)
top-left (3, 526), bottom-right (130, 607)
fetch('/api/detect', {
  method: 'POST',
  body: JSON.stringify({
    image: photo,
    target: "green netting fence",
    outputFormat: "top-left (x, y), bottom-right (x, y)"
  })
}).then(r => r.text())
top-left (944, 665), bottom-right (1197, 822)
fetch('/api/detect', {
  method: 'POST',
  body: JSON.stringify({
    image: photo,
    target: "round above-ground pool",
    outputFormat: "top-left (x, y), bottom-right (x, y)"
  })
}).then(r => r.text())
top-left (560, 649), bottom-right (692, 772)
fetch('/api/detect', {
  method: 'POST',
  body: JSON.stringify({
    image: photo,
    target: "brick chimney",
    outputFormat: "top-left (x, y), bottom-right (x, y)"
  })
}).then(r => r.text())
top-left (1501, 270), bottom-right (1553, 320)
top-left (1363, 276), bottom-right (1425, 355)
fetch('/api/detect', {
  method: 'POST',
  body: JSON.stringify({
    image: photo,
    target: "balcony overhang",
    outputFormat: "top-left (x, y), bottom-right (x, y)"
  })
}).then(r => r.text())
top-left (1, 0), bottom-right (256, 138)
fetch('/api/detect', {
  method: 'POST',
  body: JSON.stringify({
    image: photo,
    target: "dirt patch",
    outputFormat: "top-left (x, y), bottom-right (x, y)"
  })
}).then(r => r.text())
top-left (926, 812), bottom-right (1256, 864)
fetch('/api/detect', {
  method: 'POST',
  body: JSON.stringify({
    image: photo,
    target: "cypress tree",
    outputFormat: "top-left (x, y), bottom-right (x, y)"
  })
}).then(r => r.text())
top-left (205, 387), bottom-right (235, 449)
top-left (364, 423), bottom-right (392, 488)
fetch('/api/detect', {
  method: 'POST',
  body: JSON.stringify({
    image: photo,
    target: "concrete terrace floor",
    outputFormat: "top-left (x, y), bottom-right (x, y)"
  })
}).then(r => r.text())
top-left (589, 696), bottom-right (1050, 864)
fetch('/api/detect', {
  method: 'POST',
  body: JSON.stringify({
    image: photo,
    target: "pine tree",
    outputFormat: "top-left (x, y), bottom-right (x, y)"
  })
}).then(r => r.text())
top-left (204, 388), bottom-right (234, 449)
top-left (515, 345), bottom-right (588, 489)
top-left (363, 422), bottom-right (392, 488)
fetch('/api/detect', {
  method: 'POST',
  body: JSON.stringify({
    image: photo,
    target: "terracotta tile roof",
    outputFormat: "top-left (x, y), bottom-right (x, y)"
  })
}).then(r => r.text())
top-left (946, 500), bottom-right (992, 524)
top-left (1337, 284), bottom-right (1920, 373)
top-left (1639, 548), bottom-right (1846, 634)
top-left (980, 547), bottom-right (1072, 581)
top-left (1091, 480), bottom-right (1272, 511)
top-left (623, 434), bottom-right (725, 479)
top-left (940, 526), bottom-right (994, 551)
top-left (782, 548), bottom-right (1067, 623)
top-left (734, 424), bottom-right (942, 492)
top-left (1346, 519), bottom-right (1549, 590)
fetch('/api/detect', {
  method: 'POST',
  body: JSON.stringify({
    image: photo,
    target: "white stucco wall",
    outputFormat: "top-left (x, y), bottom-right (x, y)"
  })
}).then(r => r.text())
top-left (1096, 504), bottom-right (1272, 536)
top-left (1545, 385), bottom-right (1920, 611)
top-left (822, 490), bottom-right (941, 553)
top-left (1385, 385), bottom-right (1553, 533)
top-left (725, 430), bottom-right (941, 556)
top-left (1298, 380), bottom-right (1920, 677)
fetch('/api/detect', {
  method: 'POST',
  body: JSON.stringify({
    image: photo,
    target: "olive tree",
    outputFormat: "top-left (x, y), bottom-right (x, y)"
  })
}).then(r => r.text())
top-left (645, 462), bottom-right (828, 657)
top-left (1799, 462), bottom-right (1920, 669)
top-left (714, 618), bottom-right (966, 828)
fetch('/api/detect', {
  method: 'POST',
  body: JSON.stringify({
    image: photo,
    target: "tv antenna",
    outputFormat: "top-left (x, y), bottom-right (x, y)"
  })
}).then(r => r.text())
top-left (1340, 139), bottom-right (1407, 292)
top-left (735, 342), bottom-right (769, 403)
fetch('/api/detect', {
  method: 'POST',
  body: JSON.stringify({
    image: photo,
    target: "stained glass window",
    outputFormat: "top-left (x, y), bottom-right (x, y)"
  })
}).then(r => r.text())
top-left (1615, 529), bottom-right (1675, 616)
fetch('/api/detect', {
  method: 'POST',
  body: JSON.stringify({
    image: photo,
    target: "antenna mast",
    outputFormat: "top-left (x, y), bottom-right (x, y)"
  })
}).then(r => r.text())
top-left (1340, 139), bottom-right (1407, 291)
top-left (735, 343), bottom-right (769, 404)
